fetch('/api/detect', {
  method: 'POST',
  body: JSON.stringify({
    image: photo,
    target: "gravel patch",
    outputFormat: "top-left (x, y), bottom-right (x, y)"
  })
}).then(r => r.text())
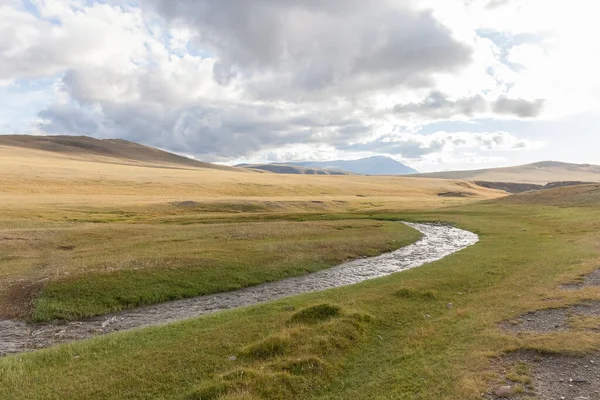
top-left (562, 269), bottom-right (600, 291)
top-left (484, 351), bottom-right (600, 400)
top-left (500, 302), bottom-right (600, 333)
top-left (0, 222), bottom-right (478, 357)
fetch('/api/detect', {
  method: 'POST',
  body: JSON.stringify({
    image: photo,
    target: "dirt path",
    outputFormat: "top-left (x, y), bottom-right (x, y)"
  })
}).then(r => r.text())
top-left (0, 222), bottom-right (478, 357)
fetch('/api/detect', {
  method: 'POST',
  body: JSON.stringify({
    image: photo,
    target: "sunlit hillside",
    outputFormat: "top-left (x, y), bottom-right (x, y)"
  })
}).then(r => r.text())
top-left (414, 161), bottom-right (600, 184)
top-left (0, 137), bottom-right (505, 214)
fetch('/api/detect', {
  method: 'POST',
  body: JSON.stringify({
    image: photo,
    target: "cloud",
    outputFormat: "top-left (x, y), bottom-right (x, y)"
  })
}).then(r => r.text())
top-left (34, 0), bottom-right (479, 159)
top-left (338, 131), bottom-right (544, 159)
top-left (1, 0), bottom-right (580, 169)
top-left (393, 91), bottom-right (544, 120)
top-left (38, 96), bottom-right (375, 158)
top-left (393, 91), bottom-right (487, 119)
top-left (492, 96), bottom-right (545, 118)
top-left (0, 2), bottom-right (150, 82)
top-left (141, 0), bottom-right (473, 100)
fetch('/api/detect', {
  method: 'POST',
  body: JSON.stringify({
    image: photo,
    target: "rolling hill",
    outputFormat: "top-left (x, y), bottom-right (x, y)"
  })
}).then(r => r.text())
top-left (0, 135), bottom-right (504, 213)
top-left (414, 161), bottom-right (600, 184)
top-left (0, 135), bottom-right (239, 171)
top-left (238, 156), bottom-right (418, 175)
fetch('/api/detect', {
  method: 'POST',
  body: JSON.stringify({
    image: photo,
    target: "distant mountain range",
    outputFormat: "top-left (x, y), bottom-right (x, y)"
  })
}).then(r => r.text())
top-left (414, 161), bottom-right (600, 185)
top-left (238, 156), bottom-right (418, 176)
top-left (237, 164), bottom-right (351, 175)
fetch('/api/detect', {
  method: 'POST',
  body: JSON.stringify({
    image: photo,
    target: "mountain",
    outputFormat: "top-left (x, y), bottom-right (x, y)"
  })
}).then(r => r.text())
top-left (236, 163), bottom-right (351, 175)
top-left (414, 161), bottom-right (600, 184)
top-left (0, 135), bottom-right (240, 171)
top-left (238, 156), bottom-right (417, 175)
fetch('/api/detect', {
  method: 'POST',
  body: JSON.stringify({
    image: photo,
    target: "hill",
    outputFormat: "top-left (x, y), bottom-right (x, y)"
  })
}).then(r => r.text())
top-left (242, 156), bottom-right (418, 175)
top-left (0, 135), bottom-right (238, 171)
top-left (236, 163), bottom-right (350, 175)
top-left (0, 138), bottom-right (504, 213)
top-left (500, 182), bottom-right (600, 207)
top-left (414, 161), bottom-right (600, 184)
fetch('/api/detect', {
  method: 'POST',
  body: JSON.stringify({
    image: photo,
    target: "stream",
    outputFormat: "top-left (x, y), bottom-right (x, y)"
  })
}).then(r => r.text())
top-left (0, 222), bottom-right (478, 356)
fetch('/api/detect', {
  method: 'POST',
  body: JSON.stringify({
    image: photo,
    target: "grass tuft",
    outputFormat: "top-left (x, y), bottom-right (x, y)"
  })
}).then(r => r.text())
top-left (289, 304), bottom-right (342, 325)
top-left (242, 334), bottom-right (293, 360)
top-left (271, 356), bottom-right (328, 376)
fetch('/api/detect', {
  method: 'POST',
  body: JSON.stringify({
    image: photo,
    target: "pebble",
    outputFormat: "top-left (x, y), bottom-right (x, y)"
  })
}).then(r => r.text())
top-left (493, 385), bottom-right (512, 398)
top-left (228, 355), bottom-right (237, 361)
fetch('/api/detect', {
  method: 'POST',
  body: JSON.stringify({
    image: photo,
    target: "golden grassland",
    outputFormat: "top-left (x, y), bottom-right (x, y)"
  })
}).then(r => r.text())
top-left (0, 144), bottom-right (503, 211)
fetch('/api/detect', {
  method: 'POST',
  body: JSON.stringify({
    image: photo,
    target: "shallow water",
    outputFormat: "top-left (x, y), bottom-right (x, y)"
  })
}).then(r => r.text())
top-left (0, 222), bottom-right (477, 356)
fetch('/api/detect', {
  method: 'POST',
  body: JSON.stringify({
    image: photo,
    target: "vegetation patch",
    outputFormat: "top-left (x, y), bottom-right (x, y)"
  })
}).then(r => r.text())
top-left (393, 288), bottom-right (438, 301)
top-left (242, 333), bottom-right (295, 359)
top-left (272, 356), bottom-right (328, 376)
top-left (17, 220), bottom-right (419, 321)
top-left (289, 304), bottom-right (342, 325)
top-left (187, 313), bottom-right (371, 400)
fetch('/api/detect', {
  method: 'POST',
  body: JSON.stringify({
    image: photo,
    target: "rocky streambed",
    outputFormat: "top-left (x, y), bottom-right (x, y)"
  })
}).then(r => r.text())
top-left (0, 222), bottom-right (478, 356)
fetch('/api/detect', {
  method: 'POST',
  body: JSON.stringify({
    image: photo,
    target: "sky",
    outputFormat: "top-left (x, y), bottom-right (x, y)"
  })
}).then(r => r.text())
top-left (1, 0), bottom-right (599, 172)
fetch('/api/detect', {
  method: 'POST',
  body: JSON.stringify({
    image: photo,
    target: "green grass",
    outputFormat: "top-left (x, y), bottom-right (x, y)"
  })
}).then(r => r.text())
top-left (3, 219), bottom-right (419, 321)
top-left (289, 304), bottom-right (342, 325)
top-left (3, 187), bottom-right (600, 399)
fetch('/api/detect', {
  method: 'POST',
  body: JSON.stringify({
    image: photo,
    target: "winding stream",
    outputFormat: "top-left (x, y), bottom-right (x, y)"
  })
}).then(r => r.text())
top-left (0, 222), bottom-right (478, 356)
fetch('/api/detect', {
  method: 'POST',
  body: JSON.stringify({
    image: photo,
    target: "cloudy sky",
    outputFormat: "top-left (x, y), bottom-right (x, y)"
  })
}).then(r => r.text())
top-left (1, 0), bottom-right (599, 172)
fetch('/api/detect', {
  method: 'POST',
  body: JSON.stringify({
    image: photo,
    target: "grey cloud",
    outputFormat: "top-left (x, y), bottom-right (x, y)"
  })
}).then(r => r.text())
top-left (38, 104), bottom-right (102, 135)
top-left (492, 96), bottom-right (545, 118)
top-left (38, 99), bottom-right (373, 158)
top-left (394, 91), bottom-right (487, 119)
top-left (394, 91), bottom-right (545, 119)
top-left (141, 0), bottom-right (472, 100)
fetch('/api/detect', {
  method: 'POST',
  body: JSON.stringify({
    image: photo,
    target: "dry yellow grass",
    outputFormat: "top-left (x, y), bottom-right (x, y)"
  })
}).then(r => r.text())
top-left (0, 144), bottom-right (504, 214)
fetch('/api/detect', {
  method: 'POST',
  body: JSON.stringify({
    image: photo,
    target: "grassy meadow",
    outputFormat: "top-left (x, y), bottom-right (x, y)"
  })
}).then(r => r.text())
top-left (5, 142), bottom-right (600, 399)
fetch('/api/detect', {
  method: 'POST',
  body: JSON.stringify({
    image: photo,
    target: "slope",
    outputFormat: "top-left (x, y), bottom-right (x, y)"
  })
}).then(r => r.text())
top-left (414, 161), bottom-right (600, 184)
top-left (0, 142), bottom-right (504, 212)
top-left (0, 135), bottom-right (238, 171)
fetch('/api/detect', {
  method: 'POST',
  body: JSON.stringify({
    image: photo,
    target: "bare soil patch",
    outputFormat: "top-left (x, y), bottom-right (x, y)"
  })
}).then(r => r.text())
top-left (0, 280), bottom-right (45, 319)
top-left (437, 191), bottom-right (476, 198)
